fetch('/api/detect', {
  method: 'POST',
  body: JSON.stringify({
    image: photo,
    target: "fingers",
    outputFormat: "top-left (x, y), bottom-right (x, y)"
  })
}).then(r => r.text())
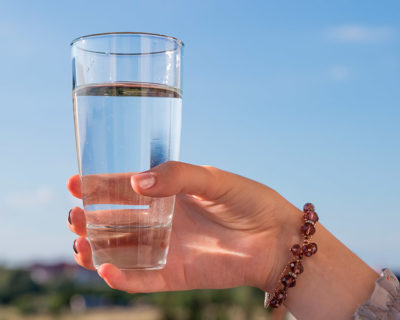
top-left (68, 207), bottom-right (94, 270)
top-left (67, 161), bottom-right (231, 204)
top-left (67, 175), bottom-right (82, 199)
top-left (67, 207), bottom-right (87, 237)
top-left (84, 208), bottom-right (153, 227)
top-left (72, 235), bottom-right (181, 292)
top-left (73, 237), bottom-right (96, 270)
top-left (131, 161), bottom-right (230, 200)
top-left (67, 173), bottom-right (152, 205)
top-left (97, 264), bottom-right (132, 292)
top-left (97, 264), bottom-right (172, 293)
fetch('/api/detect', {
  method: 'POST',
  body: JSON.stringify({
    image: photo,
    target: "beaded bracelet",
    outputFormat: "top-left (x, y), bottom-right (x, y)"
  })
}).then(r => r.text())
top-left (264, 203), bottom-right (319, 309)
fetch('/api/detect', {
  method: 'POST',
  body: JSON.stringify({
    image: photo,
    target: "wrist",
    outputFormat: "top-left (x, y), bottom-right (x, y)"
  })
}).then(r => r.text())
top-left (266, 205), bottom-right (303, 292)
top-left (284, 225), bottom-right (379, 319)
top-left (248, 200), bottom-right (304, 292)
top-left (244, 196), bottom-right (379, 318)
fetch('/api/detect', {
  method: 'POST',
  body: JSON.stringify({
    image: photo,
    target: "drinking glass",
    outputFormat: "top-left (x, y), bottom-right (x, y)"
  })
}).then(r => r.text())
top-left (71, 32), bottom-right (183, 269)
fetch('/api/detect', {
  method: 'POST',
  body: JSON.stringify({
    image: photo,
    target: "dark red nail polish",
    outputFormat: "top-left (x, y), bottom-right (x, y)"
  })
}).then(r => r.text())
top-left (68, 209), bottom-right (72, 225)
top-left (73, 240), bottom-right (78, 254)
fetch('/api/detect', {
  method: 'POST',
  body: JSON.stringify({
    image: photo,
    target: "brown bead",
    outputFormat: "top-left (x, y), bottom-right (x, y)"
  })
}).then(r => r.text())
top-left (270, 298), bottom-right (282, 308)
top-left (302, 243), bottom-right (318, 257)
top-left (275, 289), bottom-right (287, 301)
top-left (281, 274), bottom-right (296, 288)
top-left (301, 244), bottom-right (312, 257)
top-left (290, 261), bottom-right (304, 274)
top-left (308, 242), bottom-right (318, 255)
top-left (305, 210), bottom-right (319, 223)
top-left (300, 223), bottom-right (316, 236)
top-left (303, 203), bottom-right (315, 212)
top-left (291, 244), bottom-right (302, 256)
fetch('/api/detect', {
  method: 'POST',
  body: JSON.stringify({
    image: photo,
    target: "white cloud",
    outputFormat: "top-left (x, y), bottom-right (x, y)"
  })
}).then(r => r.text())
top-left (328, 25), bottom-right (395, 43)
top-left (329, 65), bottom-right (351, 81)
top-left (4, 186), bottom-right (54, 209)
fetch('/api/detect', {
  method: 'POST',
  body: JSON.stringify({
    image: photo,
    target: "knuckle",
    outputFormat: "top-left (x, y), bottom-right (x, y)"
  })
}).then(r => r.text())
top-left (161, 161), bottom-right (185, 178)
top-left (202, 165), bottom-right (224, 181)
top-left (201, 165), bottom-right (230, 199)
top-left (202, 165), bottom-right (219, 174)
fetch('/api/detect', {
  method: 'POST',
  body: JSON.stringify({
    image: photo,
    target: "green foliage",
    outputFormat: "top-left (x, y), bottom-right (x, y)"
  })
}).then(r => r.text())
top-left (0, 265), bottom-right (268, 319)
top-left (11, 294), bottom-right (40, 315)
top-left (0, 267), bottom-right (41, 304)
top-left (146, 287), bottom-right (265, 320)
top-left (46, 293), bottom-right (69, 315)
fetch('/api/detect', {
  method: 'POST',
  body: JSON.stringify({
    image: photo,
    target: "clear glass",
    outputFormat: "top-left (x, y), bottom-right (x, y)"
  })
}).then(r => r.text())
top-left (71, 32), bottom-right (183, 270)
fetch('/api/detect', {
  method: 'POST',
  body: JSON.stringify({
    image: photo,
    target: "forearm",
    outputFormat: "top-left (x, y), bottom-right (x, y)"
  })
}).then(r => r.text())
top-left (283, 223), bottom-right (379, 319)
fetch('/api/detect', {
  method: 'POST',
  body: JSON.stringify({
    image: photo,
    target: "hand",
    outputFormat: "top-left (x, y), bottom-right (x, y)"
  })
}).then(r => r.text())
top-left (67, 161), bottom-right (302, 294)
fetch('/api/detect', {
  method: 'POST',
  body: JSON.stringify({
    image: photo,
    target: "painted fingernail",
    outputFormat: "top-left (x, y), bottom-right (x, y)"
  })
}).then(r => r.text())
top-left (73, 240), bottom-right (78, 254)
top-left (132, 172), bottom-right (156, 190)
top-left (68, 209), bottom-right (72, 225)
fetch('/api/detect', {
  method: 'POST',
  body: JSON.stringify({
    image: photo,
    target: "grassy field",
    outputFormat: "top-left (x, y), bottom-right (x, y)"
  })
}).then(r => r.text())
top-left (0, 306), bottom-right (160, 320)
top-left (0, 306), bottom-right (293, 320)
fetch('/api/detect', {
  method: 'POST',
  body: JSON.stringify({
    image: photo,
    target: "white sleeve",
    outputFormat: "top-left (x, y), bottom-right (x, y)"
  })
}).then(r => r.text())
top-left (354, 269), bottom-right (400, 320)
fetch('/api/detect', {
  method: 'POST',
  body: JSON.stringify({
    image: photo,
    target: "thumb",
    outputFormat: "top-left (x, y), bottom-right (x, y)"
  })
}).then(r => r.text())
top-left (130, 161), bottom-right (228, 200)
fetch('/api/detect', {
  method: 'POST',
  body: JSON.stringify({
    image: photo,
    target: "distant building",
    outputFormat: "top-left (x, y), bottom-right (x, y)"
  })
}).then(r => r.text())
top-left (28, 262), bottom-right (102, 285)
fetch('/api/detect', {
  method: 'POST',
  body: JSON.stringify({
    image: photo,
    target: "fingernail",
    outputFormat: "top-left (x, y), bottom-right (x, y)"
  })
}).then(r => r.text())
top-left (132, 172), bottom-right (156, 190)
top-left (73, 240), bottom-right (78, 254)
top-left (68, 209), bottom-right (72, 225)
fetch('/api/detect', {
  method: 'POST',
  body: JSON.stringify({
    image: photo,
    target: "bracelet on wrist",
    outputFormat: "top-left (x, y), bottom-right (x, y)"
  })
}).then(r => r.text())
top-left (264, 203), bottom-right (319, 309)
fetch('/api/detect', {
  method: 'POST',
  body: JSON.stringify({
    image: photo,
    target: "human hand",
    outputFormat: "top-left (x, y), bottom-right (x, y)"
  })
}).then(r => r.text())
top-left (67, 161), bottom-right (302, 294)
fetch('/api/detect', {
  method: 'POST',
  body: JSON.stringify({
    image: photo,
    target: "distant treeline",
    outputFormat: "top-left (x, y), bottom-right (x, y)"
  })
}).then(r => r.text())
top-left (0, 264), bottom-right (268, 320)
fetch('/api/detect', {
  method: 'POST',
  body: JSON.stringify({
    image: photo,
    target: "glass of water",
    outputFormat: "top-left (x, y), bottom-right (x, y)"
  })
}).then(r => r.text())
top-left (71, 32), bottom-right (183, 270)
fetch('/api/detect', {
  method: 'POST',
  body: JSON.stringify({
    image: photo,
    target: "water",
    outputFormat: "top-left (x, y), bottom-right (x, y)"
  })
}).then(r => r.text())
top-left (73, 82), bottom-right (182, 269)
top-left (88, 224), bottom-right (172, 269)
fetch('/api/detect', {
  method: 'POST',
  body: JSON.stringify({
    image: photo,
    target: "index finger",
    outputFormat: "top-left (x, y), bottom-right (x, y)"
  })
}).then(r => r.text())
top-left (67, 173), bottom-right (152, 205)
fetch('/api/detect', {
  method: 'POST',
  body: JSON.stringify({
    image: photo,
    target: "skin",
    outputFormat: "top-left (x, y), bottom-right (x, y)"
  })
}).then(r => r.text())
top-left (67, 161), bottom-right (379, 319)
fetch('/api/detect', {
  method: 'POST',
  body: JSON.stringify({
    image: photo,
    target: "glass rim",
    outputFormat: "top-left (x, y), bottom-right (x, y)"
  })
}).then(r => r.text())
top-left (70, 32), bottom-right (184, 56)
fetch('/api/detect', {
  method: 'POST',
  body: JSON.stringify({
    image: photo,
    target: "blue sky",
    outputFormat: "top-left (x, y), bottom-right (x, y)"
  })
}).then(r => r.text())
top-left (0, 0), bottom-right (399, 270)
